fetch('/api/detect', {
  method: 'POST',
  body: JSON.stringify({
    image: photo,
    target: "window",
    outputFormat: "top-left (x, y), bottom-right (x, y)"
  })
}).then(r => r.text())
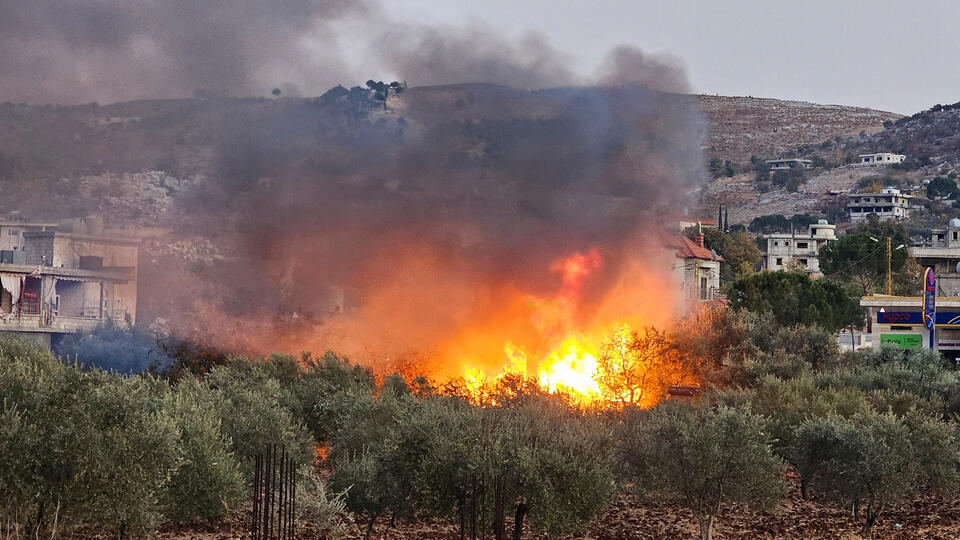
top-left (8, 229), bottom-right (17, 236)
top-left (953, 232), bottom-right (957, 241)
top-left (799, 259), bottom-right (808, 266)
top-left (785, 241), bottom-right (790, 246)
top-left (774, 241), bottom-right (779, 246)
top-left (776, 257), bottom-right (783, 265)
top-left (797, 242), bottom-right (808, 249)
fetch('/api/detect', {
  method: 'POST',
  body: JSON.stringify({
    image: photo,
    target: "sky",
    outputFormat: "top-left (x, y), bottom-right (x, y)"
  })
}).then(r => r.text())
top-left (2, 0), bottom-right (958, 113)
top-left (380, 0), bottom-right (960, 114)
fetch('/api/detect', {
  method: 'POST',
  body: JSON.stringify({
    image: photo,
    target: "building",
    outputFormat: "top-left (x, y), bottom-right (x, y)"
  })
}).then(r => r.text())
top-left (665, 215), bottom-right (717, 233)
top-left (0, 220), bottom-right (58, 252)
top-left (760, 219), bottom-right (837, 275)
top-left (664, 232), bottom-right (723, 301)
top-left (0, 218), bottom-right (138, 347)
top-left (846, 188), bottom-right (913, 222)
top-left (765, 158), bottom-right (812, 171)
top-left (910, 218), bottom-right (960, 296)
top-left (860, 295), bottom-right (960, 361)
top-left (859, 153), bottom-right (906, 165)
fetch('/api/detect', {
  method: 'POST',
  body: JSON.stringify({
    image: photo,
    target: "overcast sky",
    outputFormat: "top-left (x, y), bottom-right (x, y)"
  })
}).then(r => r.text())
top-left (381, 0), bottom-right (960, 114)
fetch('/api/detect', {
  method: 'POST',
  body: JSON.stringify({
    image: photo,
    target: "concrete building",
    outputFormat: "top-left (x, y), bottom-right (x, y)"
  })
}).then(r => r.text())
top-left (765, 158), bottom-right (812, 171)
top-left (846, 188), bottom-right (913, 222)
top-left (861, 295), bottom-right (960, 361)
top-left (0, 218), bottom-right (138, 347)
top-left (0, 221), bottom-right (58, 252)
top-left (664, 232), bottom-right (723, 301)
top-left (910, 218), bottom-right (960, 296)
top-left (859, 153), bottom-right (906, 165)
top-left (665, 215), bottom-right (716, 233)
top-left (760, 219), bottom-right (837, 275)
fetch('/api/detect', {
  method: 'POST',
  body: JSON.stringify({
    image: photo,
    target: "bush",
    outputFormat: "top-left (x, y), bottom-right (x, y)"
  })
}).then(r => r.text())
top-left (622, 403), bottom-right (784, 540)
top-left (204, 361), bottom-right (314, 472)
top-left (789, 412), bottom-right (959, 535)
top-left (162, 376), bottom-right (245, 522)
top-left (0, 337), bottom-right (181, 536)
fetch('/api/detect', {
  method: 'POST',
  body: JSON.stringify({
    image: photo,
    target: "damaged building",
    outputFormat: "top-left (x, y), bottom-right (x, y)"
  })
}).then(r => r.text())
top-left (0, 217), bottom-right (138, 347)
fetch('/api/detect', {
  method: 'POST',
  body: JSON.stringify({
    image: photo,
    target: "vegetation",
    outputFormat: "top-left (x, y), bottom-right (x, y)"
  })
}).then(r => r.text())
top-left (623, 403), bottom-right (785, 540)
top-left (818, 216), bottom-right (916, 295)
top-left (6, 302), bottom-right (960, 538)
top-left (727, 271), bottom-right (864, 333)
top-left (747, 213), bottom-right (823, 234)
top-left (927, 176), bottom-right (960, 200)
top-left (683, 226), bottom-right (762, 283)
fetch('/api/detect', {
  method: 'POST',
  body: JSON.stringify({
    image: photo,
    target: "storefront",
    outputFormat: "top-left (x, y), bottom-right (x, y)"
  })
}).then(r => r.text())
top-left (861, 296), bottom-right (960, 362)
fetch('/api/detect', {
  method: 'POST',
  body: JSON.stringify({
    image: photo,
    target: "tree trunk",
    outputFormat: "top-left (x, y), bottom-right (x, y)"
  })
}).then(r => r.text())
top-left (364, 513), bottom-right (378, 540)
top-left (512, 501), bottom-right (529, 540)
top-left (800, 478), bottom-right (808, 500)
top-left (493, 476), bottom-right (506, 540)
top-left (862, 500), bottom-right (883, 538)
top-left (698, 515), bottom-right (714, 540)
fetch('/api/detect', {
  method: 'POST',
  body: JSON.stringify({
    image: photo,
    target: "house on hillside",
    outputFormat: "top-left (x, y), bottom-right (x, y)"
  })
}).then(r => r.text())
top-left (910, 218), bottom-right (960, 296)
top-left (663, 231), bottom-right (723, 301)
top-left (765, 158), bottom-right (812, 171)
top-left (759, 219), bottom-right (837, 276)
top-left (859, 152), bottom-right (905, 165)
top-left (846, 188), bottom-right (913, 222)
top-left (0, 217), bottom-right (139, 348)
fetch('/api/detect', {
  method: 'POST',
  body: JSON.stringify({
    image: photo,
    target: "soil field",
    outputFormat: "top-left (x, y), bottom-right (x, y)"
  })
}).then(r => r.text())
top-left (155, 473), bottom-right (960, 539)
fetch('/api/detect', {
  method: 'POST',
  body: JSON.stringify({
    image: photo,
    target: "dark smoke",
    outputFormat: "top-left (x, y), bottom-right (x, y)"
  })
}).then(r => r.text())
top-left (0, 0), bottom-right (368, 104)
top-left (596, 45), bottom-right (691, 93)
top-left (0, 1), bottom-right (696, 104)
top-left (0, 1), bottom-right (709, 369)
top-left (377, 23), bottom-right (580, 89)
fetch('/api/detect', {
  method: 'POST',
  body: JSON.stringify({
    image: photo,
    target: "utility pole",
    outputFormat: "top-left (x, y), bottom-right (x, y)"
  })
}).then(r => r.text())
top-left (886, 236), bottom-right (892, 295)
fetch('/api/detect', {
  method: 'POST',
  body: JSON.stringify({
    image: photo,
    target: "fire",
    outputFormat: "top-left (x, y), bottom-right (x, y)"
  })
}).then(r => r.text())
top-left (456, 248), bottom-right (685, 407)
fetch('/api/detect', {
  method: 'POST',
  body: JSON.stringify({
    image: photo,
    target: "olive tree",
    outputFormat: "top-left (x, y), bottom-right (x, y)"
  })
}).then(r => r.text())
top-left (622, 403), bottom-right (785, 540)
top-left (789, 412), bottom-right (960, 535)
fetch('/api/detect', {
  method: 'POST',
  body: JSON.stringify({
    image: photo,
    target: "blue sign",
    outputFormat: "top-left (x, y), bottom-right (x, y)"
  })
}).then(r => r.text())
top-left (923, 267), bottom-right (936, 330)
top-left (878, 311), bottom-right (922, 325)
top-left (877, 311), bottom-right (960, 327)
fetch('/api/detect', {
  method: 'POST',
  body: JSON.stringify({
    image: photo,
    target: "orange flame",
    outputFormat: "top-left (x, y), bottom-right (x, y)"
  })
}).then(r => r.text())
top-left (456, 248), bottom-right (687, 407)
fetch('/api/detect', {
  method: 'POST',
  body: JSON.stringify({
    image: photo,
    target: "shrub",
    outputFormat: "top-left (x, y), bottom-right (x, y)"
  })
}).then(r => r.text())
top-left (204, 361), bottom-right (314, 472)
top-left (0, 339), bottom-right (181, 536)
top-left (162, 376), bottom-right (245, 522)
top-left (622, 403), bottom-right (784, 540)
top-left (789, 412), bottom-right (960, 535)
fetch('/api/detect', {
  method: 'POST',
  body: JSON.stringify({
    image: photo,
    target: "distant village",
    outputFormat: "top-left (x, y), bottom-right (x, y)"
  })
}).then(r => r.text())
top-left (671, 150), bottom-right (960, 361)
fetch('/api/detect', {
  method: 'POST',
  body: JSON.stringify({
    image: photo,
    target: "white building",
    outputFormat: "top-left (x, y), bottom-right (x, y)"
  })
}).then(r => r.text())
top-left (664, 232), bottom-right (723, 301)
top-left (910, 218), bottom-right (960, 296)
top-left (846, 188), bottom-right (913, 222)
top-left (760, 219), bottom-right (837, 275)
top-left (859, 153), bottom-right (906, 165)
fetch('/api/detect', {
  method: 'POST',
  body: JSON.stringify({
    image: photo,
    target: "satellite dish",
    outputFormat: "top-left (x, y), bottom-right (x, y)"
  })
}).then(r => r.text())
top-left (955, 260), bottom-right (960, 274)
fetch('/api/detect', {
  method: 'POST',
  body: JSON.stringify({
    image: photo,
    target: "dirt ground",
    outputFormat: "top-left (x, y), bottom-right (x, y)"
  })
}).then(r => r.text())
top-left (156, 473), bottom-right (960, 539)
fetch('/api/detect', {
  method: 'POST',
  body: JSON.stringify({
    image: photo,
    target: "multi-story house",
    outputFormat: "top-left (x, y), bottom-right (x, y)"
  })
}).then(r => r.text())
top-left (760, 220), bottom-right (837, 275)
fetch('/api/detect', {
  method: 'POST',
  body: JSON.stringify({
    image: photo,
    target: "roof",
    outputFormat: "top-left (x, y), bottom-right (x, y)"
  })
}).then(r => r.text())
top-left (664, 214), bottom-right (716, 226)
top-left (0, 263), bottom-right (134, 282)
top-left (661, 233), bottom-right (723, 261)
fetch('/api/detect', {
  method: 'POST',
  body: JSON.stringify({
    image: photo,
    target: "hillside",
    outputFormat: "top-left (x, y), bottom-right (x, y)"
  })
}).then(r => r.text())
top-left (697, 95), bottom-right (900, 164)
top-left (0, 87), bottom-right (906, 236)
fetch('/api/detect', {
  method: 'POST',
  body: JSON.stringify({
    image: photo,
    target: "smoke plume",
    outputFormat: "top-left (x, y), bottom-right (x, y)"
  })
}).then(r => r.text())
top-left (0, 1), bottom-right (710, 376)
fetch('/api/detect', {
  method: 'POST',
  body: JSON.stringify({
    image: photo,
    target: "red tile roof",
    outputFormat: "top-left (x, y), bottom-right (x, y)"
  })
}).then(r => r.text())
top-left (661, 233), bottom-right (723, 261)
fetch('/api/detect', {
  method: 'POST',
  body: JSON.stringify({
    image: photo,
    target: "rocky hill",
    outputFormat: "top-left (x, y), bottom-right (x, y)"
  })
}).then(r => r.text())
top-left (0, 86), bottom-right (904, 230)
top-left (697, 95), bottom-right (900, 164)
